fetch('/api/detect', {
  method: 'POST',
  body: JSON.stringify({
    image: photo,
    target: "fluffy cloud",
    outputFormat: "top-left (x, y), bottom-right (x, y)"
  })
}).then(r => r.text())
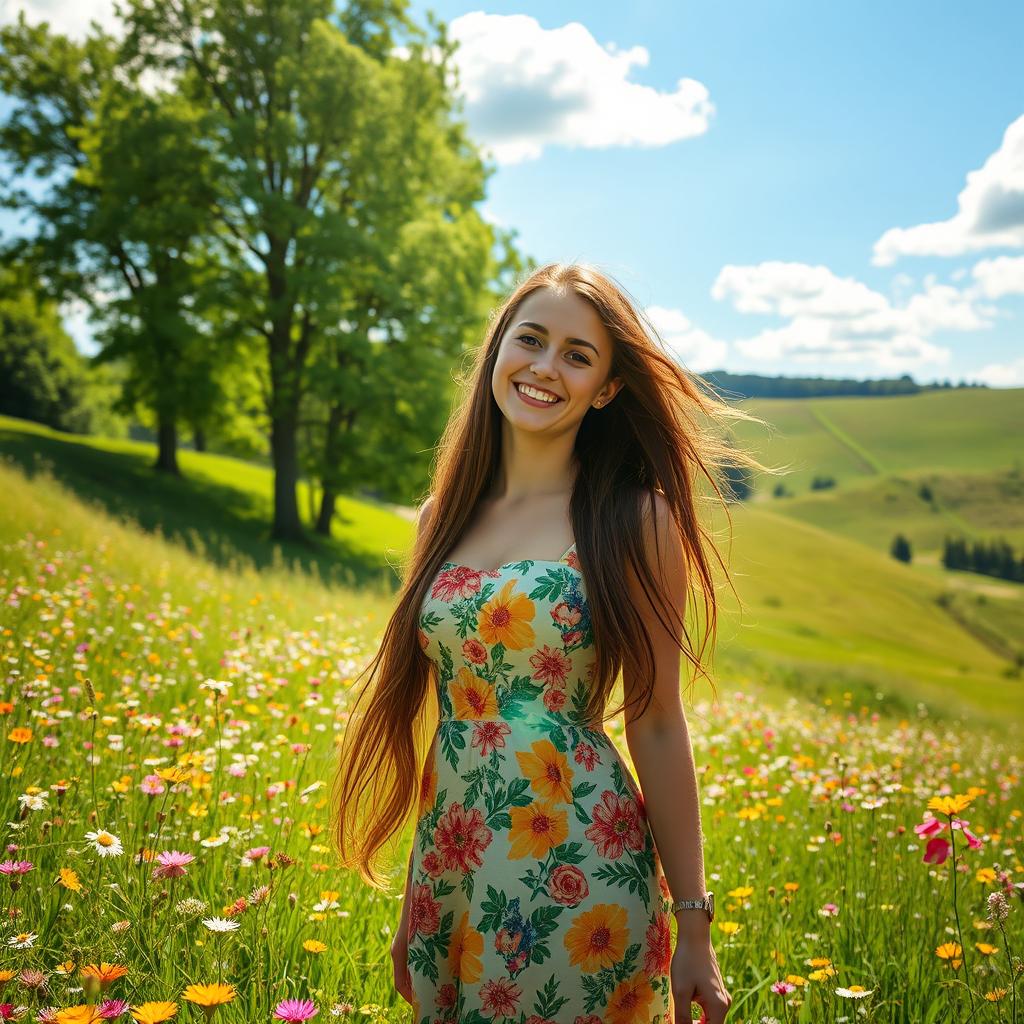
top-left (964, 354), bottom-right (1024, 387)
top-left (446, 12), bottom-right (714, 165)
top-left (644, 305), bottom-right (728, 372)
top-left (873, 114), bottom-right (1024, 265)
top-left (711, 261), bottom-right (996, 370)
top-left (1, 0), bottom-right (120, 38)
top-left (969, 254), bottom-right (1024, 299)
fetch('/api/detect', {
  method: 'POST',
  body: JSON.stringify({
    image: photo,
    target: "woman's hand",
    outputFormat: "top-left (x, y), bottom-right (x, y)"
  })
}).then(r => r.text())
top-left (390, 917), bottom-right (413, 1006)
top-left (670, 930), bottom-right (732, 1023)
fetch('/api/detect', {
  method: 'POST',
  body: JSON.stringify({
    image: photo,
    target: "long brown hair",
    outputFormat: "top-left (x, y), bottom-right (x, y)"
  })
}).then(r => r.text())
top-left (331, 261), bottom-right (784, 888)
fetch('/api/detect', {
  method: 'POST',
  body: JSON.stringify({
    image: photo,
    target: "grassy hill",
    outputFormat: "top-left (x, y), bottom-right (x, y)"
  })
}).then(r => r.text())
top-left (2, 390), bottom-right (1021, 736)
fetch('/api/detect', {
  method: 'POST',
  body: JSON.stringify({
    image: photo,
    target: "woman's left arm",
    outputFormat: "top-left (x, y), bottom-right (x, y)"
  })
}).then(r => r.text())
top-left (622, 492), bottom-right (732, 1022)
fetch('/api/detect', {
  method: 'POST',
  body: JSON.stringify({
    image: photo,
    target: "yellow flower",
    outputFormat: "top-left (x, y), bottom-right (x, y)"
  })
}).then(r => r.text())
top-left (0, 970), bottom-right (16, 982)
top-left (81, 962), bottom-right (128, 985)
top-left (976, 868), bottom-right (997, 884)
top-left (564, 903), bottom-right (628, 972)
top-left (156, 766), bottom-right (191, 783)
top-left (129, 1001), bottom-right (179, 1024)
top-left (717, 921), bottom-right (741, 936)
top-left (110, 774), bottom-right (133, 794)
top-left (54, 1006), bottom-right (103, 1024)
top-left (508, 799), bottom-right (568, 860)
top-left (928, 794), bottom-right (974, 816)
top-left (515, 738), bottom-right (573, 803)
top-left (985, 987), bottom-right (1008, 1002)
top-left (975, 942), bottom-right (999, 956)
top-left (728, 885), bottom-right (754, 899)
top-left (7, 727), bottom-right (32, 744)
top-left (447, 910), bottom-right (483, 984)
top-left (936, 942), bottom-right (963, 969)
top-left (477, 579), bottom-right (535, 650)
top-left (183, 983), bottom-right (236, 1008)
top-left (57, 867), bottom-right (83, 892)
top-left (450, 667), bottom-right (499, 720)
top-left (605, 970), bottom-right (656, 1024)
top-left (303, 939), bottom-right (328, 954)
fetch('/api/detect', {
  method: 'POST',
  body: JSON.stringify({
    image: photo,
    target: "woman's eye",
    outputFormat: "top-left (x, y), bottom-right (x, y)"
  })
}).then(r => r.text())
top-left (518, 335), bottom-right (590, 365)
top-left (518, 334), bottom-right (540, 346)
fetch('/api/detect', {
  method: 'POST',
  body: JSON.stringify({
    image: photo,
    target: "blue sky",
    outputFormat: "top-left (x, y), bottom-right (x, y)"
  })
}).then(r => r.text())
top-left (3, 1), bottom-right (1023, 384)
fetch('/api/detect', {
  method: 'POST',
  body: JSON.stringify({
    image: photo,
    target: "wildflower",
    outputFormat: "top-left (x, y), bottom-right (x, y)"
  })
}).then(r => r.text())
top-left (155, 767), bottom-right (191, 784)
top-left (936, 942), bottom-right (963, 969)
top-left (54, 1007), bottom-right (103, 1023)
top-left (273, 1000), bottom-right (318, 1023)
top-left (201, 918), bottom-right (240, 933)
top-left (303, 940), bottom-right (327, 954)
top-left (835, 985), bottom-right (873, 997)
top-left (6, 933), bottom-right (36, 949)
top-left (151, 852), bottom-right (194, 880)
top-left (244, 846), bottom-right (271, 861)
top-left (99, 999), bottom-right (129, 1018)
top-left (818, 903), bottom-right (839, 917)
top-left (129, 1002), bottom-right (178, 1024)
top-left (84, 830), bottom-right (124, 858)
top-left (770, 981), bottom-right (796, 994)
top-left (18, 793), bottom-right (46, 811)
top-left (7, 728), bottom-right (31, 744)
top-left (175, 899), bottom-right (208, 917)
top-left (57, 869), bottom-right (82, 892)
top-left (183, 983), bottom-right (235, 1018)
top-left (248, 885), bottom-right (271, 905)
top-left (928, 793), bottom-right (975, 816)
top-left (81, 964), bottom-right (128, 988)
top-left (110, 921), bottom-right (131, 934)
top-left (987, 892), bottom-right (1009, 922)
top-left (139, 776), bottom-right (165, 797)
top-left (18, 969), bottom-right (46, 991)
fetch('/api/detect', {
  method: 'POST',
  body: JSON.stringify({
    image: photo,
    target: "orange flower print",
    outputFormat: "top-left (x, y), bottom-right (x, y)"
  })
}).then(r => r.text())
top-left (434, 803), bottom-right (494, 873)
top-left (606, 971), bottom-right (656, 1024)
top-left (472, 720), bottom-right (511, 758)
top-left (451, 667), bottom-right (499, 720)
top-left (516, 738), bottom-right (574, 804)
top-left (529, 645), bottom-right (572, 686)
top-left (479, 977), bottom-right (522, 1018)
top-left (508, 799), bottom-right (569, 859)
top-left (563, 903), bottom-right (629, 972)
top-left (585, 790), bottom-right (645, 858)
top-left (643, 914), bottom-right (672, 976)
top-left (478, 579), bottom-right (536, 650)
top-left (409, 883), bottom-right (441, 938)
top-left (448, 911), bottom-right (484, 984)
top-left (462, 638), bottom-right (488, 665)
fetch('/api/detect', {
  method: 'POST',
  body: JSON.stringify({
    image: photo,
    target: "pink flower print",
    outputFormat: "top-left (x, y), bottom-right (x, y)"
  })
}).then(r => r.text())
top-left (462, 638), bottom-right (488, 665)
top-left (551, 602), bottom-right (581, 627)
top-left (574, 742), bottom-right (599, 771)
top-left (529, 645), bottom-right (572, 687)
top-left (480, 978), bottom-right (522, 1018)
top-left (542, 687), bottom-right (567, 714)
top-left (585, 789), bottom-right (645, 858)
top-left (409, 882), bottom-right (441, 938)
top-left (434, 803), bottom-right (493, 874)
top-left (472, 720), bottom-right (511, 757)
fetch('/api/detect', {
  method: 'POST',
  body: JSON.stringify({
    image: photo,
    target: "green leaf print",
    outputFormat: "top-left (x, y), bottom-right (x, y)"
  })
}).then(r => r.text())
top-left (439, 719), bottom-right (467, 771)
top-left (533, 974), bottom-right (570, 1020)
top-left (593, 858), bottom-right (652, 904)
top-left (484, 775), bottom-right (531, 825)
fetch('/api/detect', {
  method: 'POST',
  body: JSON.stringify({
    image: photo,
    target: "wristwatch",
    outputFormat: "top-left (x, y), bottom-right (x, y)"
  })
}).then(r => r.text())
top-left (671, 891), bottom-right (714, 922)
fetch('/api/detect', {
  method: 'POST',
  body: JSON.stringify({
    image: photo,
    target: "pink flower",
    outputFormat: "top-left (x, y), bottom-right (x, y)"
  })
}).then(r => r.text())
top-left (245, 846), bottom-right (271, 861)
top-left (100, 999), bottom-right (129, 1018)
top-left (152, 850), bottom-right (195, 879)
top-left (139, 775), bottom-right (166, 796)
top-left (0, 861), bottom-right (33, 875)
top-left (771, 981), bottom-right (796, 994)
top-left (915, 816), bottom-right (945, 839)
top-left (819, 902), bottom-right (839, 917)
top-left (924, 837), bottom-right (952, 865)
top-left (274, 999), bottom-right (318, 1022)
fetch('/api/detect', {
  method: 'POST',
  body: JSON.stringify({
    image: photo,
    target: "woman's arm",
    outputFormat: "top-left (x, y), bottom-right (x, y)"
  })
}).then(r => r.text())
top-left (621, 492), bottom-right (709, 941)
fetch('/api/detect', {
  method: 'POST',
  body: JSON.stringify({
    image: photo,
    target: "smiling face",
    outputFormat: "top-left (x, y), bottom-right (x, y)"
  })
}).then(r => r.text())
top-left (492, 287), bottom-right (623, 428)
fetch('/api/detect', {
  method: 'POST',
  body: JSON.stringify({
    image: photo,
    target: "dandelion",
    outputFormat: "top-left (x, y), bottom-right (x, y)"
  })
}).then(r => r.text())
top-left (57, 868), bottom-right (82, 892)
top-left (936, 942), bottom-right (963, 969)
top-left (273, 1000), bottom-right (318, 1023)
top-left (151, 851), bottom-right (194, 880)
top-left (303, 939), bottom-right (327, 954)
top-left (201, 918), bottom-right (240, 933)
top-left (84, 830), bottom-right (124, 858)
top-left (129, 1002), bottom-right (178, 1024)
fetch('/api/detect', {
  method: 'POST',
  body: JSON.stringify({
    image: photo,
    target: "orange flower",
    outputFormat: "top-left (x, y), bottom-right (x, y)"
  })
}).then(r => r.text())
top-left (7, 727), bottom-right (32, 744)
top-left (928, 794), bottom-right (974, 816)
top-left (57, 868), bottom-right (83, 892)
top-left (81, 962), bottom-right (128, 986)
top-left (450, 667), bottom-right (499, 720)
top-left (156, 766), bottom-right (191, 783)
top-left (508, 799), bottom-right (568, 859)
top-left (606, 971), bottom-right (656, 1024)
top-left (183, 982), bottom-right (236, 1008)
top-left (564, 903), bottom-right (628, 972)
top-left (0, 701), bottom-right (14, 714)
top-left (54, 1006), bottom-right (103, 1024)
top-left (129, 1002), bottom-right (178, 1024)
top-left (447, 910), bottom-right (483, 984)
top-left (477, 580), bottom-right (535, 650)
top-left (516, 738), bottom-right (574, 803)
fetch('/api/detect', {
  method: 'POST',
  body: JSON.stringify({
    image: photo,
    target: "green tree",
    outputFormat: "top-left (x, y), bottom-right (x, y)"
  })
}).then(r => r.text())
top-left (122, 0), bottom-right (505, 540)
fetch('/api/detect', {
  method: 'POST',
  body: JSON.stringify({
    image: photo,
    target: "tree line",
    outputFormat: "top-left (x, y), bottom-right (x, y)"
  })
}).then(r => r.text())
top-left (0, 0), bottom-right (530, 542)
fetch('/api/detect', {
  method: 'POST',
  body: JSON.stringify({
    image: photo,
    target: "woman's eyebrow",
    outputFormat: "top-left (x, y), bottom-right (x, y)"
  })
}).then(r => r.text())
top-left (515, 320), bottom-right (599, 355)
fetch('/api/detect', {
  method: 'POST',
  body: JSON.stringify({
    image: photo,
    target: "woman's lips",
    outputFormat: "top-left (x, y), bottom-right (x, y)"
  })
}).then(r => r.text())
top-left (514, 382), bottom-right (562, 407)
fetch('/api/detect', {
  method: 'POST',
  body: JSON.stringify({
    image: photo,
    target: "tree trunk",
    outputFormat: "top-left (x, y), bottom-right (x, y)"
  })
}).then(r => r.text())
top-left (154, 414), bottom-right (180, 475)
top-left (193, 426), bottom-right (206, 452)
top-left (316, 487), bottom-right (336, 536)
top-left (270, 412), bottom-right (304, 542)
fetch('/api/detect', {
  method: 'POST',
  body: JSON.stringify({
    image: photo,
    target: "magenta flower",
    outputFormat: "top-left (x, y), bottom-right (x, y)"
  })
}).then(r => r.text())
top-left (273, 999), bottom-right (318, 1022)
top-left (0, 861), bottom-right (33, 875)
top-left (245, 846), bottom-right (271, 861)
top-left (924, 836), bottom-right (952, 864)
top-left (152, 850), bottom-right (195, 879)
top-left (914, 817), bottom-right (945, 839)
top-left (771, 981), bottom-right (796, 995)
top-left (100, 999), bottom-right (129, 1018)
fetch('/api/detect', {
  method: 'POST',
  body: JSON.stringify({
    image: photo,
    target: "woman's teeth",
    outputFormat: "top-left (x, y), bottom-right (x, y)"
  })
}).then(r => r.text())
top-left (515, 383), bottom-right (560, 404)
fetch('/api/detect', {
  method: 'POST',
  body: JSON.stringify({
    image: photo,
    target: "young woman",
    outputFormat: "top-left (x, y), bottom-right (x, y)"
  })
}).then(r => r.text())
top-left (333, 263), bottom-right (773, 1023)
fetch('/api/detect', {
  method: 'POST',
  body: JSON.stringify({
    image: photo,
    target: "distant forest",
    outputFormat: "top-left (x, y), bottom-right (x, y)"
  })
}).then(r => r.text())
top-left (700, 371), bottom-right (989, 400)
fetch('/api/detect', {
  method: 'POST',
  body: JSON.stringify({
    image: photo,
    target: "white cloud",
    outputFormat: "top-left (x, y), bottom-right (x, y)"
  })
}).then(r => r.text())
top-left (446, 12), bottom-right (714, 165)
top-left (644, 305), bottom-right (728, 372)
top-left (969, 254), bottom-right (1024, 299)
top-left (1, 0), bottom-right (121, 38)
top-left (964, 355), bottom-right (1024, 387)
top-left (872, 114), bottom-right (1024, 266)
top-left (712, 261), bottom-right (995, 371)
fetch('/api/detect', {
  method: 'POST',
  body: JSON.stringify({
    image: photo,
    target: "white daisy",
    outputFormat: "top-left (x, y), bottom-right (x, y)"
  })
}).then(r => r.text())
top-left (84, 829), bottom-right (124, 857)
top-left (7, 931), bottom-right (37, 948)
top-left (202, 917), bottom-right (240, 933)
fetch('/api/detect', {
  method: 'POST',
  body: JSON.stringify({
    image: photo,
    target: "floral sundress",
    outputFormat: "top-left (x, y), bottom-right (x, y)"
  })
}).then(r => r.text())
top-left (408, 541), bottom-right (674, 1024)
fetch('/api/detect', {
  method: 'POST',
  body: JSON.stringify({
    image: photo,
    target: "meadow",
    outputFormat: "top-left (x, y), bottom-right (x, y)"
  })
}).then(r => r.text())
top-left (0, 424), bottom-right (1021, 1022)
